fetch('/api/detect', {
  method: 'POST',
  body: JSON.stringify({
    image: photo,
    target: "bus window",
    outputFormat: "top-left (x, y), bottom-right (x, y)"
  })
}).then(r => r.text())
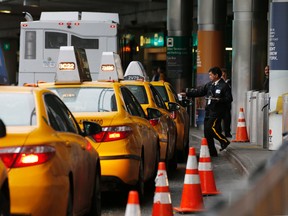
top-left (25, 31), bottom-right (36, 59)
top-left (45, 32), bottom-right (67, 49)
top-left (71, 35), bottom-right (99, 49)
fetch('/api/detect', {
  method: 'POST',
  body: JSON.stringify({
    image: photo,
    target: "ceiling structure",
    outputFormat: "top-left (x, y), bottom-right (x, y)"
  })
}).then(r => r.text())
top-left (0, 0), bottom-right (170, 38)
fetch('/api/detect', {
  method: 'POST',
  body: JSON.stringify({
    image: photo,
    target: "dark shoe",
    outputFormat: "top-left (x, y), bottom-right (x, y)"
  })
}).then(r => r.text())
top-left (210, 153), bottom-right (218, 157)
top-left (220, 141), bottom-right (230, 151)
top-left (225, 133), bottom-right (232, 138)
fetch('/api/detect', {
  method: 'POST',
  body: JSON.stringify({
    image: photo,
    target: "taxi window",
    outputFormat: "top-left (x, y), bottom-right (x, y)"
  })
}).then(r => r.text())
top-left (154, 86), bottom-right (169, 102)
top-left (149, 85), bottom-right (167, 109)
top-left (45, 94), bottom-right (78, 133)
top-left (168, 84), bottom-right (181, 103)
top-left (0, 92), bottom-right (36, 126)
top-left (121, 87), bottom-right (146, 118)
top-left (50, 87), bottom-right (117, 112)
top-left (125, 85), bottom-right (148, 104)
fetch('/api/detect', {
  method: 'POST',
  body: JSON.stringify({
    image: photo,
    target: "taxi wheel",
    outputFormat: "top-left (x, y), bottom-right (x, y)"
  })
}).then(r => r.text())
top-left (136, 156), bottom-right (145, 199)
top-left (178, 140), bottom-right (189, 163)
top-left (88, 163), bottom-right (101, 216)
top-left (66, 188), bottom-right (73, 216)
top-left (167, 134), bottom-right (177, 172)
top-left (0, 187), bottom-right (10, 216)
top-left (169, 149), bottom-right (178, 172)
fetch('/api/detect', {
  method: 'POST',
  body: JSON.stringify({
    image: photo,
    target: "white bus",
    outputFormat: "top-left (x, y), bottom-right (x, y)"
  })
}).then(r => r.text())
top-left (18, 11), bottom-right (119, 85)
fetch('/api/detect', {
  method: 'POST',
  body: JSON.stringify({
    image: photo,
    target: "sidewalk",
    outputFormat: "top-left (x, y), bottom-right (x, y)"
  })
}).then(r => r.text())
top-left (189, 127), bottom-right (273, 177)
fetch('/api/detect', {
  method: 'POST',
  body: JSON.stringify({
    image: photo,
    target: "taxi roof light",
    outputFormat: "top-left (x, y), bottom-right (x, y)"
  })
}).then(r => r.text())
top-left (98, 52), bottom-right (124, 82)
top-left (123, 61), bottom-right (149, 81)
top-left (55, 46), bottom-right (92, 84)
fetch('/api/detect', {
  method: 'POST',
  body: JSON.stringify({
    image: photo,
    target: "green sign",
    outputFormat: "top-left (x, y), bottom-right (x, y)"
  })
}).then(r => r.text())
top-left (140, 32), bottom-right (164, 48)
top-left (166, 36), bottom-right (192, 79)
top-left (3, 42), bottom-right (10, 51)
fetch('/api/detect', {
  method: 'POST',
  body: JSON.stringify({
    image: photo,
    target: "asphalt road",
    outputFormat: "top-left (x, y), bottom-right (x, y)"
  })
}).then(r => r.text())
top-left (101, 133), bottom-right (244, 216)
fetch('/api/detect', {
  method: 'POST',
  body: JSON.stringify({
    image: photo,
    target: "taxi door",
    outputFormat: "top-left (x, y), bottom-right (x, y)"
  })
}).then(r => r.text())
top-left (120, 87), bottom-right (158, 180)
top-left (44, 93), bottom-right (95, 211)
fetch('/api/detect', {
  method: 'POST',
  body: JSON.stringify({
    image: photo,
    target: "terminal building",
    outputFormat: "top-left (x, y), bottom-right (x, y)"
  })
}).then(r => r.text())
top-left (0, 0), bottom-right (287, 150)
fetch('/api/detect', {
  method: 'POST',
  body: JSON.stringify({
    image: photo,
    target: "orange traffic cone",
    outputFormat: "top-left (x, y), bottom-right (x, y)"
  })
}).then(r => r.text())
top-left (198, 138), bottom-right (221, 195)
top-left (174, 147), bottom-right (204, 213)
top-left (232, 107), bottom-right (249, 142)
top-left (152, 162), bottom-right (173, 216)
top-left (124, 191), bottom-right (141, 216)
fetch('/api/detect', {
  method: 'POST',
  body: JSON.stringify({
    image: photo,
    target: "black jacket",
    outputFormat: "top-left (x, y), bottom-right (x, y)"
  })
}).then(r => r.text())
top-left (186, 78), bottom-right (233, 118)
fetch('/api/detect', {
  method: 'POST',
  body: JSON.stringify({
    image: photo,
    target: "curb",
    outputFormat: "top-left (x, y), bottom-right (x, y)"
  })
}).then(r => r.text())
top-left (190, 132), bottom-right (249, 177)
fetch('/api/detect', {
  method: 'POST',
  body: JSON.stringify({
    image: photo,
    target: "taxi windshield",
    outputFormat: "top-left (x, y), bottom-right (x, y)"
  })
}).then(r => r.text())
top-left (124, 85), bottom-right (148, 104)
top-left (0, 92), bottom-right (36, 126)
top-left (50, 87), bottom-right (117, 112)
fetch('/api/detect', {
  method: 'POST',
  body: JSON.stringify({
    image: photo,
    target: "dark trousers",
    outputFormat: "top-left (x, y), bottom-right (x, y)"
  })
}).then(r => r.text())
top-left (204, 117), bottom-right (230, 156)
top-left (222, 105), bottom-right (231, 136)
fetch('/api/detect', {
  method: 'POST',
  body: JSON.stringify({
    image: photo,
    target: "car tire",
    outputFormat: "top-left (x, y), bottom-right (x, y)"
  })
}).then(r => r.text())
top-left (0, 186), bottom-right (10, 216)
top-left (66, 186), bottom-right (73, 216)
top-left (178, 140), bottom-right (189, 163)
top-left (168, 133), bottom-right (177, 172)
top-left (88, 163), bottom-right (101, 216)
top-left (135, 156), bottom-right (145, 200)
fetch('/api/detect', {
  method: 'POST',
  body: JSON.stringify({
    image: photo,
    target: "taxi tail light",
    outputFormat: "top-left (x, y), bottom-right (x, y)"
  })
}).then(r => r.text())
top-left (0, 145), bottom-right (56, 168)
top-left (149, 118), bottom-right (159, 126)
top-left (93, 126), bottom-right (132, 142)
top-left (170, 111), bottom-right (177, 119)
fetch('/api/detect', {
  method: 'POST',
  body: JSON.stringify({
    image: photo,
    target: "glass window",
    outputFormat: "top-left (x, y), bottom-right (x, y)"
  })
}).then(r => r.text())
top-left (154, 86), bottom-right (169, 102)
top-left (121, 87), bottom-right (146, 118)
top-left (45, 32), bottom-right (68, 49)
top-left (71, 35), bottom-right (99, 49)
top-left (125, 85), bottom-right (148, 104)
top-left (150, 85), bottom-right (167, 109)
top-left (25, 31), bottom-right (36, 59)
top-left (44, 94), bottom-right (78, 133)
top-left (0, 92), bottom-right (36, 126)
top-left (50, 87), bottom-right (117, 112)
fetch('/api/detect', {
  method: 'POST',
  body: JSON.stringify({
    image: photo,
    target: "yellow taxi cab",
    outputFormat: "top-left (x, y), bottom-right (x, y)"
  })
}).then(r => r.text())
top-left (39, 49), bottom-right (160, 197)
top-left (0, 86), bottom-right (102, 216)
top-left (121, 61), bottom-right (178, 170)
top-left (0, 119), bottom-right (10, 216)
top-left (150, 81), bottom-right (190, 161)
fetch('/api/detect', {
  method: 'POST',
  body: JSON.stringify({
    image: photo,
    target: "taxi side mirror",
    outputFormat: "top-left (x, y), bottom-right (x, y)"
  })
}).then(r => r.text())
top-left (0, 119), bottom-right (6, 138)
top-left (147, 108), bottom-right (162, 120)
top-left (180, 99), bottom-right (191, 107)
top-left (168, 102), bottom-right (180, 112)
top-left (83, 121), bottom-right (102, 136)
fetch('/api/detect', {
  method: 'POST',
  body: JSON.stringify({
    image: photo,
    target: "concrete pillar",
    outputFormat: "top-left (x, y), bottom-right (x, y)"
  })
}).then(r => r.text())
top-left (231, 0), bottom-right (268, 136)
top-left (167, 0), bottom-right (193, 93)
top-left (195, 0), bottom-right (226, 128)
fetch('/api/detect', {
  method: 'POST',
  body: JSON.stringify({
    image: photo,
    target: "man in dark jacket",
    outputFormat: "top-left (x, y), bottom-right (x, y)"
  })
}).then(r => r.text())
top-left (186, 66), bottom-right (233, 156)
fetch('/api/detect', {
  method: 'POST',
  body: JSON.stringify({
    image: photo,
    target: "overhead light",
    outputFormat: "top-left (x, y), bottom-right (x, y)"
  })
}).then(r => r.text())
top-left (23, 0), bottom-right (39, 7)
top-left (226, 47), bottom-right (232, 51)
top-left (0, 6), bottom-right (11, 14)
